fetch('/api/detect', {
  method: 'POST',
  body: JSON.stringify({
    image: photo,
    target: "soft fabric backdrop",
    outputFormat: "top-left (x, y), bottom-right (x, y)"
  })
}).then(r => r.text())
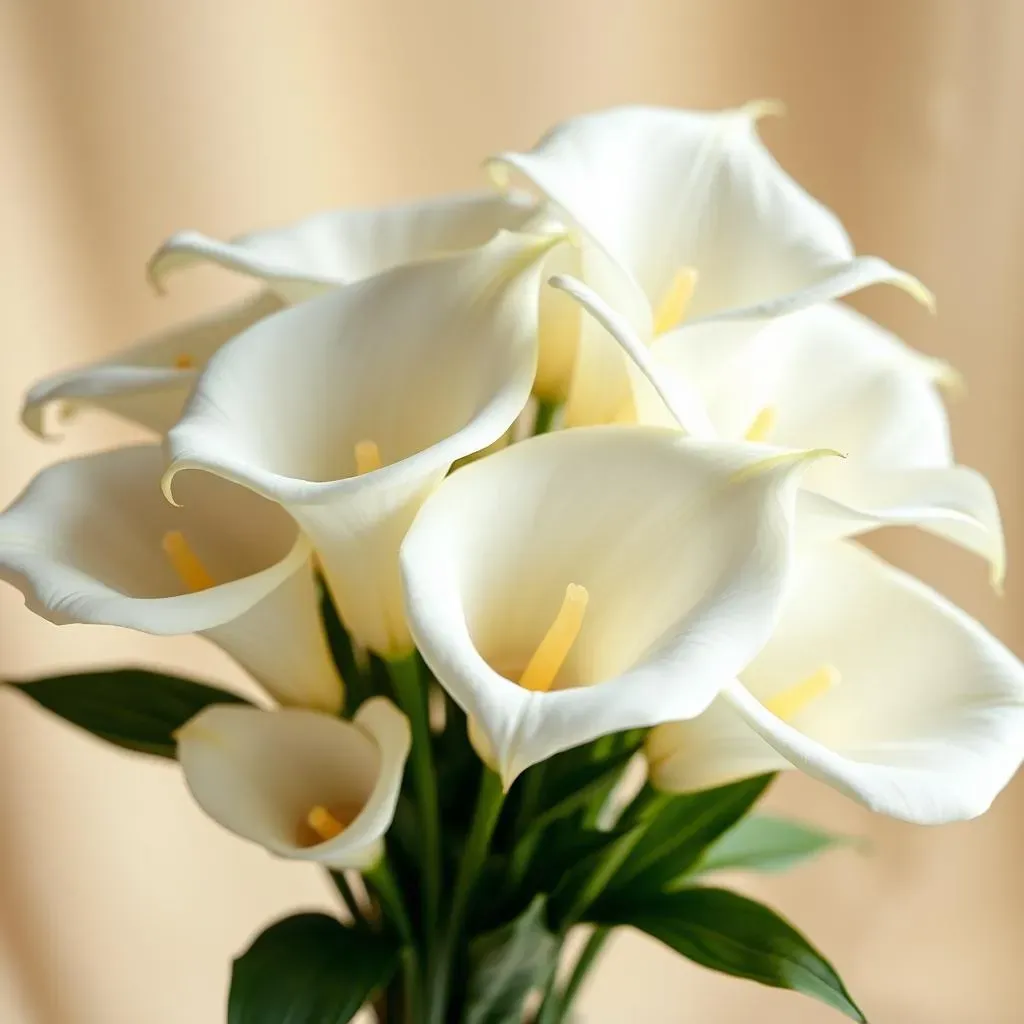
top-left (1, 1), bottom-right (1022, 1022)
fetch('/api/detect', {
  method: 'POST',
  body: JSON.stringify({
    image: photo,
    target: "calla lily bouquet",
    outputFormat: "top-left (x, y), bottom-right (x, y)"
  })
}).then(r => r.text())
top-left (3, 102), bottom-right (1023, 1024)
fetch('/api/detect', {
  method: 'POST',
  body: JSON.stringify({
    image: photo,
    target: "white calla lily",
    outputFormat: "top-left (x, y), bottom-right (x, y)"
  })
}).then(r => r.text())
top-left (0, 445), bottom-right (341, 711)
top-left (494, 103), bottom-right (930, 425)
top-left (165, 232), bottom-right (558, 657)
top-left (21, 291), bottom-right (284, 436)
top-left (557, 277), bottom-right (1003, 581)
top-left (647, 541), bottom-right (1024, 824)
top-left (148, 190), bottom-right (537, 301)
top-left (24, 192), bottom-right (537, 438)
top-left (400, 425), bottom-right (832, 788)
top-left (177, 697), bottom-right (410, 870)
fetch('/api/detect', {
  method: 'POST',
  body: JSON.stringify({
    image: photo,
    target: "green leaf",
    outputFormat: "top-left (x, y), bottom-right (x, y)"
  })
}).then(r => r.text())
top-left (602, 775), bottom-right (774, 897)
top-left (9, 669), bottom-right (249, 758)
top-left (229, 912), bottom-right (399, 1024)
top-left (465, 896), bottom-right (558, 1024)
top-left (694, 815), bottom-right (857, 877)
top-left (548, 825), bottom-right (648, 930)
top-left (595, 887), bottom-right (865, 1022)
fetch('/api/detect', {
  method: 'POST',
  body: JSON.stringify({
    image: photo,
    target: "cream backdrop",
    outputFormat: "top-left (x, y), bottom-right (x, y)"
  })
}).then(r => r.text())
top-left (1, 2), bottom-right (1023, 1022)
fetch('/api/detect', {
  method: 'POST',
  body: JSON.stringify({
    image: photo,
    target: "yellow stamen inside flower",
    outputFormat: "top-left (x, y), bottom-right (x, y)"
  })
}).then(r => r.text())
top-left (763, 664), bottom-right (839, 722)
top-left (518, 584), bottom-right (589, 693)
top-left (296, 802), bottom-right (363, 847)
top-left (173, 353), bottom-right (195, 370)
top-left (162, 530), bottom-right (215, 592)
top-left (307, 805), bottom-right (346, 841)
top-left (653, 267), bottom-right (699, 335)
top-left (743, 405), bottom-right (777, 443)
top-left (354, 439), bottom-right (382, 475)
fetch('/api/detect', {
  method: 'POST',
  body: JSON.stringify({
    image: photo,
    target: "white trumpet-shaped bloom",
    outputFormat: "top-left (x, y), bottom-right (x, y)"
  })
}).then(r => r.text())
top-left (0, 445), bottom-right (341, 711)
top-left (647, 541), bottom-right (1024, 824)
top-left (555, 277), bottom-right (1003, 581)
top-left (493, 103), bottom-right (930, 425)
top-left (21, 291), bottom-right (285, 436)
top-left (24, 192), bottom-right (536, 438)
top-left (177, 698), bottom-right (410, 870)
top-left (165, 232), bottom-right (558, 657)
top-left (400, 425), bottom-right (831, 788)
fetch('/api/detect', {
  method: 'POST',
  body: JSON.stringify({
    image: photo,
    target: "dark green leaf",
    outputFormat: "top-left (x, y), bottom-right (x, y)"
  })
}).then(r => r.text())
top-left (465, 896), bottom-right (557, 1024)
top-left (9, 669), bottom-right (249, 758)
top-left (603, 775), bottom-right (774, 897)
top-left (537, 732), bottom-right (644, 821)
top-left (229, 912), bottom-right (399, 1024)
top-left (548, 825), bottom-right (647, 929)
top-left (595, 887), bottom-right (865, 1021)
top-left (695, 815), bottom-right (857, 877)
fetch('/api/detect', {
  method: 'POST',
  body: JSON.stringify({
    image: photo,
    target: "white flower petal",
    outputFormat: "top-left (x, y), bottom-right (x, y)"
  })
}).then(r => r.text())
top-left (647, 303), bottom-right (1003, 576)
top-left (21, 291), bottom-right (283, 436)
top-left (0, 445), bottom-right (341, 710)
top-left (551, 273), bottom-right (713, 435)
top-left (148, 191), bottom-right (537, 301)
top-left (401, 425), bottom-right (829, 787)
top-left (166, 232), bottom-right (555, 656)
top-left (800, 466), bottom-right (1005, 586)
top-left (493, 103), bottom-right (928, 319)
top-left (176, 698), bottom-right (410, 870)
top-left (648, 542), bottom-right (1024, 824)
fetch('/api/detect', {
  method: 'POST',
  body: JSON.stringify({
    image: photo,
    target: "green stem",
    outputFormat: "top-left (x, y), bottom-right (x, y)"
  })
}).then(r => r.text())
top-left (509, 763), bottom-right (546, 883)
top-left (616, 780), bottom-right (672, 830)
top-left (367, 862), bottom-right (415, 947)
top-left (557, 926), bottom-right (611, 1021)
top-left (367, 862), bottom-right (421, 1019)
top-left (429, 768), bottom-right (505, 1024)
top-left (328, 870), bottom-right (367, 930)
top-left (385, 653), bottom-right (441, 943)
top-left (533, 399), bottom-right (559, 435)
top-left (534, 952), bottom-right (563, 1024)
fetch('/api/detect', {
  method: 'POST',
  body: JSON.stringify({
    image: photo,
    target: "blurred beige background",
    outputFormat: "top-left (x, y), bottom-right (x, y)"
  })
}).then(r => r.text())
top-left (1, 1), bottom-right (1023, 1021)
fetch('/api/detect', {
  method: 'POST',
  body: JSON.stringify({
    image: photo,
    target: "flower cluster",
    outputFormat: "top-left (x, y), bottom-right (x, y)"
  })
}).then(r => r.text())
top-left (3, 103), bottom-right (1022, 1023)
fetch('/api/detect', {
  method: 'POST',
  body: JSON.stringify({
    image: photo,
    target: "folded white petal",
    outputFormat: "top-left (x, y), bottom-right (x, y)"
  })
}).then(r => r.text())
top-left (177, 698), bottom-right (410, 870)
top-left (21, 291), bottom-right (283, 436)
top-left (649, 542), bottom-right (1024, 824)
top-left (551, 273), bottom-right (713, 435)
top-left (401, 425), bottom-right (828, 787)
top-left (647, 303), bottom-right (1003, 576)
top-left (166, 232), bottom-right (555, 656)
top-left (687, 256), bottom-right (932, 324)
top-left (0, 445), bottom-right (341, 710)
top-left (493, 103), bottom-right (927, 319)
top-left (800, 465), bottom-right (1005, 585)
top-left (148, 191), bottom-right (537, 301)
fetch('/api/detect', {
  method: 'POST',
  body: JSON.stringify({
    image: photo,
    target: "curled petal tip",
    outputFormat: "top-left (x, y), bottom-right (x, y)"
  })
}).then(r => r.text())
top-left (900, 274), bottom-right (936, 312)
top-left (160, 464), bottom-right (183, 508)
top-left (934, 361), bottom-right (966, 399)
top-left (145, 254), bottom-right (170, 297)
top-left (742, 98), bottom-right (787, 122)
top-left (730, 446), bottom-right (843, 486)
top-left (991, 560), bottom-right (1007, 596)
top-left (484, 158), bottom-right (512, 192)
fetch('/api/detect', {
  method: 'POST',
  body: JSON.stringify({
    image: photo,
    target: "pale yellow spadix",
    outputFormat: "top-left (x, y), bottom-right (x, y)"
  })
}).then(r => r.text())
top-left (162, 530), bottom-right (215, 592)
top-left (744, 406), bottom-right (777, 443)
top-left (354, 439), bottom-right (382, 476)
top-left (306, 805), bottom-right (347, 843)
top-left (653, 267), bottom-right (698, 335)
top-left (518, 583), bottom-right (589, 693)
top-left (764, 664), bottom-right (839, 722)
